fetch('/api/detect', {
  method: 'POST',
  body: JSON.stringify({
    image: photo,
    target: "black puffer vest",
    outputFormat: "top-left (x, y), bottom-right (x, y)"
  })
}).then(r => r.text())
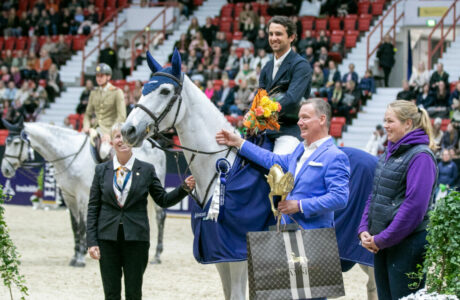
top-left (368, 143), bottom-right (437, 236)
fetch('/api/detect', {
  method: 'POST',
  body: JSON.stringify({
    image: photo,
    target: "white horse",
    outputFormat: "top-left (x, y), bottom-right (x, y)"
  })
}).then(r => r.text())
top-left (122, 50), bottom-right (274, 299)
top-left (1, 120), bottom-right (168, 267)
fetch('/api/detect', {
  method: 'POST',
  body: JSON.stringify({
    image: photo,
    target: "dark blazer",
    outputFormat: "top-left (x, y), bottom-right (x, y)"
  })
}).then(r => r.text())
top-left (259, 50), bottom-right (312, 138)
top-left (323, 68), bottom-right (341, 83)
top-left (342, 72), bottom-right (359, 84)
top-left (87, 158), bottom-right (188, 247)
top-left (214, 87), bottom-right (235, 115)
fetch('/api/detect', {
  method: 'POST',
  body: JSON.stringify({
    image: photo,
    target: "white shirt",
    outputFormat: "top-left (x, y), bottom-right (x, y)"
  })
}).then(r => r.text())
top-left (272, 48), bottom-right (291, 80)
top-left (113, 154), bottom-right (135, 207)
top-left (294, 136), bottom-right (331, 178)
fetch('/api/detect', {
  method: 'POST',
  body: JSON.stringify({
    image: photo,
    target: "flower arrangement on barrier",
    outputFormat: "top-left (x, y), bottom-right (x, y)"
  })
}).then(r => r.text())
top-left (243, 89), bottom-right (281, 135)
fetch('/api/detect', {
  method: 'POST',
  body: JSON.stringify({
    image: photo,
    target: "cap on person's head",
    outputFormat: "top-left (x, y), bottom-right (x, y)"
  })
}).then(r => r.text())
top-left (376, 124), bottom-right (383, 130)
top-left (95, 63), bottom-right (112, 76)
top-left (434, 117), bottom-right (442, 125)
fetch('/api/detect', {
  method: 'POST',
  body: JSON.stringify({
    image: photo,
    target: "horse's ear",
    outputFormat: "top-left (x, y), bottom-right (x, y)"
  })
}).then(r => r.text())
top-left (146, 51), bottom-right (163, 73)
top-left (171, 48), bottom-right (181, 79)
top-left (17, 115), bottom-right (24, 129)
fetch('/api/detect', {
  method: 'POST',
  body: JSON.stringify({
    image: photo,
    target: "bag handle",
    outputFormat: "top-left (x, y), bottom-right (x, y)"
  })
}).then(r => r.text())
top-left (276, 214), bottom-right (305, 232)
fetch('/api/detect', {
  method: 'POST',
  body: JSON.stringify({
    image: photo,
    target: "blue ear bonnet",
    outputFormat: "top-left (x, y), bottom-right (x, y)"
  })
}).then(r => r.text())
top-left (142, 67), bottom-right (181, 96)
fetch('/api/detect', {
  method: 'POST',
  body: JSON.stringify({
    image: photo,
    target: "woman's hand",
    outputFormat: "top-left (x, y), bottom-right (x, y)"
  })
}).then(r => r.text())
top-left (359, 231), bottom-right (379, 254)
top-left (89, 246), bottom-right (100, 260)
top-left (184, 175), bottom-right (196, 190)
top-left (216, 129), bottom-right (244, 148)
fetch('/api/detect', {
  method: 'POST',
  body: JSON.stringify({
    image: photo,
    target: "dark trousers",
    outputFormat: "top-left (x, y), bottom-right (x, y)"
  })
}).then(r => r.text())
top-left (382, 66), bottom-right (392, 87)
top-left (374, 230), bottom-right (427, 300)
top-left (98, 225), bottom-right (150, 300)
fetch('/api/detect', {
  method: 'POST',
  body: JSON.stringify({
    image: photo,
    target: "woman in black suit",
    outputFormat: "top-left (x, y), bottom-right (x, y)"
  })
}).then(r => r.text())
top-left (87, 123), bottom-right (195, 300)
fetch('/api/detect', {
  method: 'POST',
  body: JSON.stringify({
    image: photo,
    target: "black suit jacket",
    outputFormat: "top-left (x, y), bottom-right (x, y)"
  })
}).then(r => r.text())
top-left (87, 158), bottom-right (188, 247)
top-left (259, 50), bottom-right (312, 138)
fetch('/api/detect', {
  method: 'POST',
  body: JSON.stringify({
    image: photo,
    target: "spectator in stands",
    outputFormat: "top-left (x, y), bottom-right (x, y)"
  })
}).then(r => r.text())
top-left (52, 35), bottom-right (72, 67)
top-left (224, 46), bottom-right (240, 79)
top-left (77, 80), bottom-right (93, 115)
top-left (342, 63), bottom-right (359, 84)
top-left (10, 67), bottom-right (22, 88)
top-left (189, 31), bottom-right (209, 56)
top-left (3, 49), bottom-right (13, 68)
top-left (409, 61), bottom-right (429, 95)
top-left (311, 63), bottom-right (325, 96)
top-left (123, 85), bottom-right (134, 116)
top-left (450, 82), bottom-right (460, 129)
top-left (0, 81), bottom-right (6, 99)
top-left (365, 124), bottom-right (386, 156)
top-left (212, 32), bottom-right (229, 54)
top-left (201, 48), bottom-right (212, 68)
top-left (210, 46), bottom-right (227, 71)
top-left (240, 16), bottom-right (258, 41)
top-left (200, 17), bottom-right (217, 47)
top-left (6, 98), bottom-right (24, 124)
top-left (432, 117), bottom-right (444, 149)
top-left (29, 7), bottom-right (41, 35)
top-left (259, 15), bottom-right (267, 32)
top-left (328, 80), bottom-right (343, 112)
top-left (254, 29), bottom-right (270, 53)
top-left (4, 81), bottom-right (17, 102)
top-left (239, 48), bottom-right (254, 71)
top-left (37, 9), bottom-right (51, 36)
top-left (396, 80), bottom-right (416, 102)
top-left (28, 35), bottom-right (40, 55)
top-left (187, 17), bottom-right (200, 38)
top-left (24, 51), bottom-right (39, 80)
top-left (317, 46), bottom-right (330, 67)
top-left (118, 39), bottom-right (132, 79)
top-left (359, 69), bottom-right (376, 105)
top-left (235, 63), bottom-right (253, 86)
top-left (135, 35), bottom-right (147, 66)
top-left (41, 37), bottom-right (56, 54)
top-left (86, 4), bottom-right (100, 25)
top-left (213, 78), bottom-right (235, 115)
top-left (185, 49), bottom-right (199, 72)
top-left (416, 83), bottom-right (434, 110)
top-left (132, 80), bottom-right (143, 103)
top-left (324, 60), bottom-right (341, 92)
top-left (441, 123), bottom-right (458, 151)
top-left (205, 64), bottom-right (222, 81)
top-left (377, 35), bottom-right (395, 87)
top-left (46, 64), bottom-right (61, 103)
top-left (35, 48), bottom-right (53, 79)
top-left (18, 11), bottom-right (30, 37)
top-left (48, 7), bottom-right (60, 36)
top-left (341, 80), bottom-right (361, 121)
top-left (5, 7), bottom-right (20, 37)
top-left (204, 80), bottom-right (216, 101)
top-left (316, 30), bottom-right (330, 52)
top-left (12, 50), bottom-right (27, 71)
top-left (438, 149), bottom-right (458, 188)
top-left (190, 63), bottom-right (206, 86)
top-left (429, 63), bottom-right (449, 90)
top-left (15, 82), bottom-right (30, 105)
top-left (99, 42), bottom-right (118, 72)
top-left (428, 81), bottom-right (450, 118)
top-left (251, 48), bottom-right (270, 70)
top-left (34, 0), bottom-right (46, 12)
top-left (239, 3), bottom-right (259, 30)
top-left (234, 79), bottom-right (252, 114)
top-left (60, 7), bottom-right (73, 35)
top-left (22, 81), bottom-right (43, 121)
top-left (237, 35), bottom-right (254, 49)
top-left (175, 33), bottom-right (191, 59)
top-left (301, 46), bottom-right (315, 67)
top-left (297, 30), bottom-right (316, 54)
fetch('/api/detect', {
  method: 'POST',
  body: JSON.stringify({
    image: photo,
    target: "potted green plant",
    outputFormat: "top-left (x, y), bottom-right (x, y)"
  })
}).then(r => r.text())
top-left (0, 185), bottom-right (28, 300)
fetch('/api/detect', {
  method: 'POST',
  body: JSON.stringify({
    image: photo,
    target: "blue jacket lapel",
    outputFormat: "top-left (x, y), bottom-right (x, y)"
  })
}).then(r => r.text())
top-left (293, 138), bottom-right (334, 186)
top-left (124, 159), bottom-right (141, 208)
top-left (272, 51), bottom-right (295, 87)
top-left (105, 161), bottom-right (117, 206)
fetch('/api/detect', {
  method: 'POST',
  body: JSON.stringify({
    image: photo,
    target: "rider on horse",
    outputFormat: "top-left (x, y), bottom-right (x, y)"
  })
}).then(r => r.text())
top-left (83, 63), bottom-right (126, 160)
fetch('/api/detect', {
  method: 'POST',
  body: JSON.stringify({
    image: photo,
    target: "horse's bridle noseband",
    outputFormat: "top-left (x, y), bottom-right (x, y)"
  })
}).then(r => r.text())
top-left (135, 71), bottom-right (184, 137)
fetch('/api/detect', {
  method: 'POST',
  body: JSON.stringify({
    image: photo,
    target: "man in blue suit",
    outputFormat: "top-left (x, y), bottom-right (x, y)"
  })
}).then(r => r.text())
top-left (259, 16), bottom-right (312, 155)
top-left (216, 98), bottom-right (350, 229)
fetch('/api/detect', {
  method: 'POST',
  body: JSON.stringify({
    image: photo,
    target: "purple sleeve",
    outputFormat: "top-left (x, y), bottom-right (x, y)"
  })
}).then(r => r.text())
top-left (358, 194), bottom-right (372, 235)
top-left (374, 153), bottom-right (436, 249)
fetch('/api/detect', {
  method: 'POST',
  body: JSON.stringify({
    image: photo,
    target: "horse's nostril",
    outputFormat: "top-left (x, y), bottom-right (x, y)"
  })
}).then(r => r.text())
top-left (122, 126), bottom-right (136, 137)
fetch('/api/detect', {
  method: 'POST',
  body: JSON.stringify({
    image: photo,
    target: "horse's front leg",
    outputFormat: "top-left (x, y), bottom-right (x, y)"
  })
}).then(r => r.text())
top-left (151, 204), bottom-right (166, 264)
top-left (61, 191), bottom-right (80, 267)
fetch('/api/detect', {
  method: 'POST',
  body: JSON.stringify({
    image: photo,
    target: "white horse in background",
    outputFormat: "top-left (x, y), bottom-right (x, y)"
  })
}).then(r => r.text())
top-left (1, 120), bottom-right (168, 267)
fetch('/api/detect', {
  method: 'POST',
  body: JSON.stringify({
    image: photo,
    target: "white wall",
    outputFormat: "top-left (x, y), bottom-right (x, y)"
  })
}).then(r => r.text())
top-left (126, 7), bottom-right (177, 31)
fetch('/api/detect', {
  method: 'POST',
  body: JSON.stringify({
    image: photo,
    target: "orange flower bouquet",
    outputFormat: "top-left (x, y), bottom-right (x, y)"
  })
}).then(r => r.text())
top-left (243, 89), bottom-right (282, 135)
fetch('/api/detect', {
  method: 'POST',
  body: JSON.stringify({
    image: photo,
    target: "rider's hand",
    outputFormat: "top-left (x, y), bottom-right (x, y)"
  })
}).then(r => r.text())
top-left (216, 129), bottom-right (244, 148)
top-left (184, 175), bottom-right (196, 191)
top-left (89, 246), bottom-right (100, 260)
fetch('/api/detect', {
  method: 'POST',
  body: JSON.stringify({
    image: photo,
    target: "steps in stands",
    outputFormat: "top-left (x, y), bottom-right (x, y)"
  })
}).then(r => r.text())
top-left (438, 37), bottom-right (460, 81)
top-left (339, 87), bottom-right (399, 149)
top-left (38, 87), bottom-right (85, 125)
top-left (128, 0), bottom-right (228, 81)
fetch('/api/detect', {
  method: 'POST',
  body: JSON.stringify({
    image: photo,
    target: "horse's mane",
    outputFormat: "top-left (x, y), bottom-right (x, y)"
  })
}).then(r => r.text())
top-left (26, 122), bottom-right (85, 137)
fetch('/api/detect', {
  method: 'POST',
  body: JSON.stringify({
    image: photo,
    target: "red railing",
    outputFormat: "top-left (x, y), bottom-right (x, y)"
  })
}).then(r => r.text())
top-left (80, 4), bottom-right (128, 85)
top-left (366, 0), bottom-right (404, 70)
top-left (130, 4), bottom-right (177, 75)
top-left (427, 0), bottom-right (460, 69)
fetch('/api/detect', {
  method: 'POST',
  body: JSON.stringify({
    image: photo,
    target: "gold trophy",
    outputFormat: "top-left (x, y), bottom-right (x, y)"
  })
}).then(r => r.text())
top-left (266, 164), bottom-right (294, 226)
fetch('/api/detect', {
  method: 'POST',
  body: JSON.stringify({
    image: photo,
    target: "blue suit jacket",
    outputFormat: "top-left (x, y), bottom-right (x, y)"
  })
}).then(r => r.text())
top-left (259, 50), bottom-right (312, 138)
top-left (240, 138), bottom-right (350, 229)
top-left (342, 72), bottom-right (359, 84)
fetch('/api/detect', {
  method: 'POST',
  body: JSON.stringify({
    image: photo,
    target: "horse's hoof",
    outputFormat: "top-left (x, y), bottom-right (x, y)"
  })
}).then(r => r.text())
top-left (150, 258), bottom-right (161, 264)
top-left (73, 261), bottom-right (86, 268)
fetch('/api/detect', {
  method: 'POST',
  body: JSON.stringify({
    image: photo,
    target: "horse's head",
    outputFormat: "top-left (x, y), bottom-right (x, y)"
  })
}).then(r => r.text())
top-left (1, 118), bottom-right (29, 178)
top-left (122, 49), bottom-right (184, 146)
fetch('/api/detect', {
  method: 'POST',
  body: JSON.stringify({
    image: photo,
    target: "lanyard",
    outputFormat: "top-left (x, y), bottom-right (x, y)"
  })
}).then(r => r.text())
top-left (113, 170), bottom-right (132, 194)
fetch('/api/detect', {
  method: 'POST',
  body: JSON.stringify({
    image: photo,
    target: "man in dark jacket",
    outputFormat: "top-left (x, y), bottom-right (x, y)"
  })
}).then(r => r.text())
top-left (259, 15), bottom-right (312, 154)
top-left (377, 35), bottom-right (395, 87)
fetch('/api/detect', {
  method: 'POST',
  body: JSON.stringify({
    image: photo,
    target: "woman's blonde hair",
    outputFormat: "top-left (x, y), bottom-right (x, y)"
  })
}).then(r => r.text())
top-left (388, 100), bottom-right (436, 150)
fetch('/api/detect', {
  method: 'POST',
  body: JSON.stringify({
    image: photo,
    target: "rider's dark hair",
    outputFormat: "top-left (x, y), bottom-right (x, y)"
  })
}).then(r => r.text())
top-left (267, 16), bottom-right (297, 38)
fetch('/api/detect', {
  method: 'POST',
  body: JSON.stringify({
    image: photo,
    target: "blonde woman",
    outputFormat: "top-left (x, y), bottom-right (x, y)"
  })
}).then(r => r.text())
top-left (359, 101), bottom-right (437, 299)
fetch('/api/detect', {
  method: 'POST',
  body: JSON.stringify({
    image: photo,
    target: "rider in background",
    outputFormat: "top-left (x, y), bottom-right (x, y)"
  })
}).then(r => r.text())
top-left (259, 15), bottom-right (312, 154)
top-left (83, 63), bottom-right (126, 160)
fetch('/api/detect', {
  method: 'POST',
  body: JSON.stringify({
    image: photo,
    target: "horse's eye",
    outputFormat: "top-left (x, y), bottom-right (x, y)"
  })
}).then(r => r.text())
top-left (160, 88), bottom-right (170, 95)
